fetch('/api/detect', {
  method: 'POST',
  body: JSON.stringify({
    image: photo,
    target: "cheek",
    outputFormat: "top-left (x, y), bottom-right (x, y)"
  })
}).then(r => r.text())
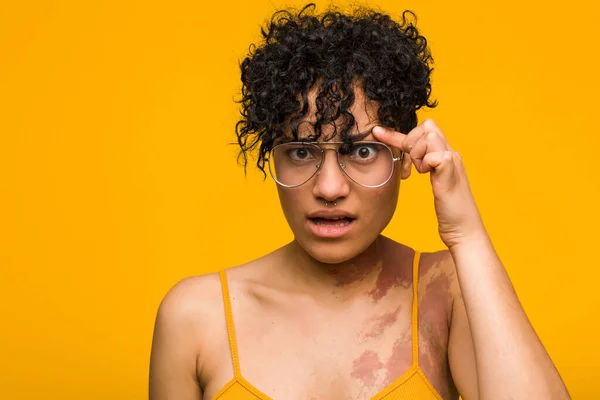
top-left (386, 174), bottom-right (402, 209)
top-left (277, 186), bottom-right (308, 225)
top-left (361, 182), bottom-right (401, 235)
top-left (355, 189), bottom-right (397, 241)
top-left (369, 180), bottom-right (401, 216)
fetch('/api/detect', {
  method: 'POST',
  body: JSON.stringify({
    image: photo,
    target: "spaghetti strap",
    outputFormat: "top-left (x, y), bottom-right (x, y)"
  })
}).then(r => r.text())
top-left (218, 270), bottom-right (241, 377)
top-left (411, 250), bottom-right (421, 367)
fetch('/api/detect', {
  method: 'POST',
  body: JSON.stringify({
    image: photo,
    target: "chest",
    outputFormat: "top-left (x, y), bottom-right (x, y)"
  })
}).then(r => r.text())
top-left (242, 312), bottom-right (413, 398)
top-left (205, 289), bottom-right (450, 400)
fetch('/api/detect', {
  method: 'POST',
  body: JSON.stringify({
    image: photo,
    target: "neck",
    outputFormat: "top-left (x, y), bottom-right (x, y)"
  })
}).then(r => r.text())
top-left (280, 236), bottom-right (389, 301)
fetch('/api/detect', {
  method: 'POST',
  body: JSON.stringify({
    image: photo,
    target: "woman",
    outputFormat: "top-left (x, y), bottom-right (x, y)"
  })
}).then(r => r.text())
top-left (149, 4), bottom-right (570, 399)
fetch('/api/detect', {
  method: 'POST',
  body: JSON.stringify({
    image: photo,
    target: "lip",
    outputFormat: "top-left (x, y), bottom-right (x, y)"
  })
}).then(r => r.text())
top-left (306, 209), bottom-right (357, 239)
top-left (306, 209), bottom-right (357, 219)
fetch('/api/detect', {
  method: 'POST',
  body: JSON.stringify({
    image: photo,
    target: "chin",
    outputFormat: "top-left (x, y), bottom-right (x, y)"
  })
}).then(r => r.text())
top-left (296, 235), bottom-right (375, 265)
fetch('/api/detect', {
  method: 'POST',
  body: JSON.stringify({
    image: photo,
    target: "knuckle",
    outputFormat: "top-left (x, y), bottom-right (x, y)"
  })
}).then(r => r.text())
top-left (426, 131), bottom-right (438, 140)
top-left (422, 118), bottom-right (437, 130)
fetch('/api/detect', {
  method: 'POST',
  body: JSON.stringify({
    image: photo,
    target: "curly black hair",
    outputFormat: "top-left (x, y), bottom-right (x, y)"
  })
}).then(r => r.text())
top-left (235, 3), bottom-right (437, 175)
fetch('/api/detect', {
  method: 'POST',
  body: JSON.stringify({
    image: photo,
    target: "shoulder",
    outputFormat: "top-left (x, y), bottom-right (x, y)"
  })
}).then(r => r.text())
top-left (150, 273), bottom-right (232, 396)
top-left (419, 249), bottom-right (455, 279)
top-left (157, 273), bottom-right (224, 324)
top-left (418, 249), bottom-right (460, 320)
top-left (151, 272), bottom-right (234, 382)
top-left (153, 272), bottom-right (229, 362)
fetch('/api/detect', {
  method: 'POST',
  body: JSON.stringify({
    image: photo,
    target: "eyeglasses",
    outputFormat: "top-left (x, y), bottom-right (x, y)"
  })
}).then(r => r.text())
top-left (265, 141), bottom-right (403, 188)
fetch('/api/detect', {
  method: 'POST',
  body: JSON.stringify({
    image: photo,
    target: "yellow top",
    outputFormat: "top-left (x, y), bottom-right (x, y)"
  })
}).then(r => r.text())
top-left (213, 251), bottom-right (443, 400)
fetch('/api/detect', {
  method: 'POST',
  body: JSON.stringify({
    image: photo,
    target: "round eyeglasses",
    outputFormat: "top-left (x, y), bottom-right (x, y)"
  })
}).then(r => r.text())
top-left (265, 141), bottom-right (404, 188)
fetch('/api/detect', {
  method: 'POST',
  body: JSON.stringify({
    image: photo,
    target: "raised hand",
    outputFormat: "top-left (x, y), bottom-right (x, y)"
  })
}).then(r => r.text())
top-left (373, 119), bottom-right (486, 248)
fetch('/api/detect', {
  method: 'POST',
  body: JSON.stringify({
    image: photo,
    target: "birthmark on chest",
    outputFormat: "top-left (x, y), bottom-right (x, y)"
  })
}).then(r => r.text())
top-left (350, 351), bottom-right (385, 387)
top-left (361, 306), bottom-right (402, 341)
top-left (351, 339), bottom-right (413, 389)
top-left (385, 339), bottom-right (412, 383)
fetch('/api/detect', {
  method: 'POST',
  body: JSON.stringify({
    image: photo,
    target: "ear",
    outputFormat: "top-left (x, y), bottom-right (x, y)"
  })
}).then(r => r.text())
top-left (400, 152), bottom-right (412, 180)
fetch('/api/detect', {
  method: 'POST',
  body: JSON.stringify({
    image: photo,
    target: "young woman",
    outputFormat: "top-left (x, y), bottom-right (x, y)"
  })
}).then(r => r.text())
top-left (149, 5), bottom-right (570, 400)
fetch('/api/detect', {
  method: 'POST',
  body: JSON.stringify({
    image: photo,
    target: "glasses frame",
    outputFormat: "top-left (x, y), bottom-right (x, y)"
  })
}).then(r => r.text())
top-left (265, 141), bottom-right (404, 189)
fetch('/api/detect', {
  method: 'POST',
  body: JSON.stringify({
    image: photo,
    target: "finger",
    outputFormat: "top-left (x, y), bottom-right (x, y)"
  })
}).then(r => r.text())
top-left (372, 126), bottom-right (408, 151)
top-left (404, 119), bottom-right (452, 152)
top-left (420, 119), bottom-right (448, 141)
top-left (410, 131), bottom-right (450, 173)
top-left (372, 119), bottom-right (451, 154)
top-left (420, 151), bottom-right (456, 179)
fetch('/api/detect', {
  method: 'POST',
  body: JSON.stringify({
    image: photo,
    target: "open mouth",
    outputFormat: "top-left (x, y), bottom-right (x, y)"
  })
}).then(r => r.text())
top-left (310, 217), bottom-right (355, 226)
top-left (307, 215), bottom-right (356, 238)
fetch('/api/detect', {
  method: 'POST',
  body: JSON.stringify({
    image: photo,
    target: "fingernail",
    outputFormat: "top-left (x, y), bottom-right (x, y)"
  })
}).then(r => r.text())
top-left (372, 126), bottom-right (385, 135)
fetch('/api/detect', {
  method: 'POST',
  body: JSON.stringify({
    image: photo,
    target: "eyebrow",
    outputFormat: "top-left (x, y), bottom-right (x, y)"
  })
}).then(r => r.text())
top-left (291, 126), bottom-right (377, 143)
top-left (347, 127), bottom-right (376, 141)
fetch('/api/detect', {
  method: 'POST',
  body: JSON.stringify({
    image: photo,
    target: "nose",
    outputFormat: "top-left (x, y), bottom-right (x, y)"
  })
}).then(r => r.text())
top-left (312, 148), bottom-right (350, 203)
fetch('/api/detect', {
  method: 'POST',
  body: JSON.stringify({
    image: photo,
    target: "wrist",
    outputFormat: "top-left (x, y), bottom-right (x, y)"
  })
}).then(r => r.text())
top-left (445, 224), bottom-right (491, 254)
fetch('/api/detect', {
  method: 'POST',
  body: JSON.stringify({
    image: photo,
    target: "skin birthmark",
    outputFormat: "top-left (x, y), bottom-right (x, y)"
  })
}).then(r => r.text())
top-left (420, 251), bottom-right (454, 345)
top-left (323, 240), bottom-right (386, 287)
top-left (384, 339), bottom-right (412, 383)
top-left (418, 265), bottom-right (456, 399)
top-left (327, 263), bottom-right (372, 287)
top-left (368, 243), bottom-right (412, 302)
top-left (361, 306), bottom-right (402, 340)
top-left (421, 270), bottom-right (452, 338)
top-left (351, 351), bottom-right (384, 387)
top-left (351, 339), bottom-right (413, 390)
top-left (419, 250), bottom-right (449, 277)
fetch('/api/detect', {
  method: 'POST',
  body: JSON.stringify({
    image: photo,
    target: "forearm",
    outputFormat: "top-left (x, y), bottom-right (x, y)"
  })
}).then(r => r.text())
top-left (449, 230), bottom-right (570, 399)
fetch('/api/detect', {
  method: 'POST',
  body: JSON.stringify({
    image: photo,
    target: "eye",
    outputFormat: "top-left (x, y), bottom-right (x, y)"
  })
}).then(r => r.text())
top-left (357, 146), bottom-right (373, 158)
top-left (283, 144), bottom-right (318, 162)
top-left (292, 148), bottom-right (310, 159)
top-left (352, 144), bottom-right (378, 160)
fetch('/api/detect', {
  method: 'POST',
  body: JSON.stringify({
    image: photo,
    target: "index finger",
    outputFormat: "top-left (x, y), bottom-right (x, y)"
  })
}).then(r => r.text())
top-left (403, 119), bottom-right (451, 152)
top-left (371, 126), bottom-right (408, 152)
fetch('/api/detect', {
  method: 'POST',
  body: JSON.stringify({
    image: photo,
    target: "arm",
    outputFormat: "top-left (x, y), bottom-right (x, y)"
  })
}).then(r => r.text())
top-left (447, 231), bottom-right (569, 399)
top-left (374, 120), bottom-right (570, 399)
top-left (149, 279), bottom-right (204, 400)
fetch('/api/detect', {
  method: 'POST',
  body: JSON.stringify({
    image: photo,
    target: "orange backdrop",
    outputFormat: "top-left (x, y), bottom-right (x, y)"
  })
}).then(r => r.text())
top-left (1, 1), bottom-right (599, 398)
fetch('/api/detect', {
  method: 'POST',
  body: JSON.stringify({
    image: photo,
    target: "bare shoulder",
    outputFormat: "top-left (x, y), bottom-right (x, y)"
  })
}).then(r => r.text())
top-left (151, 273), bottom-right (230, 380)
top-left (156, 273), bottom-right (225, 327)
top-left (420, 249), bottom-right (454, 275)
top-left (419, 249), bottom-right (459, 286)
top-left (412, 250), bottom-right (460, 398)
top-left (418, 249), bottom-right (461, 318)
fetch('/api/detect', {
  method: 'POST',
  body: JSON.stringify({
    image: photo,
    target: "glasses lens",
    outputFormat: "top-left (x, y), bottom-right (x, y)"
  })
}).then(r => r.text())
top-left (270, 143), bottom-right (321, 187)
top-left (339, 142), bottom-right (395, 187)
top-left (268, 141), bottom-right (396, 188)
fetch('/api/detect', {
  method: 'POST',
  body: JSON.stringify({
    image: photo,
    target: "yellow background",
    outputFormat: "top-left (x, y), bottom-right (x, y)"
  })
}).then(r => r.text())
top-left (1, 0), bottom-right (599, 398)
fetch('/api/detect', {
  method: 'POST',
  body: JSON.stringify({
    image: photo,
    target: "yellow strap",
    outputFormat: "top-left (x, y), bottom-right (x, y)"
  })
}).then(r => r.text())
top-left (219, 270), bottom-right (241, 377)
top-left (411, 250), bottom-right (421, 367)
